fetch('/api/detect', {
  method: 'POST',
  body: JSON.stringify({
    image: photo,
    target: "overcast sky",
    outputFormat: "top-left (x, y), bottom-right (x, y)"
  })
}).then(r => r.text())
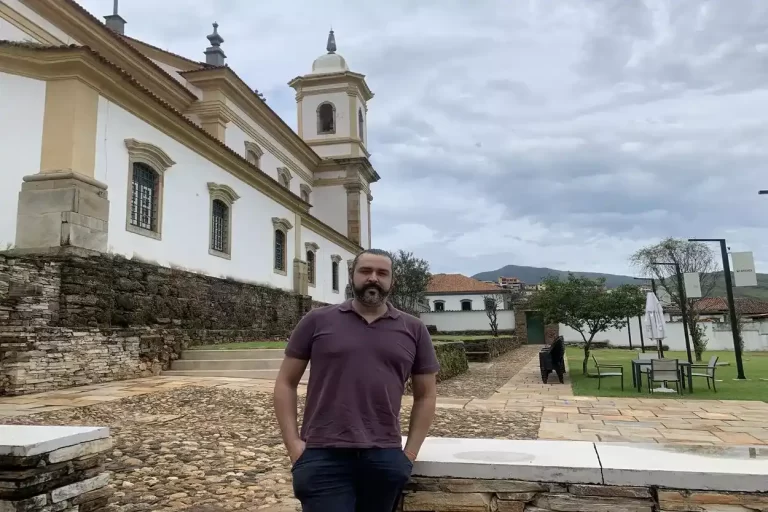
top-left (80, 0), bottom-right (768, 277)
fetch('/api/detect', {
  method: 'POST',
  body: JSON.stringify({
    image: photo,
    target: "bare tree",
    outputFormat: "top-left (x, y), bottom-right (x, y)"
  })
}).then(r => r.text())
top-left (483, 291), bottom-right (520, 337)
top-left (630, 238), bottom-right (719, 361)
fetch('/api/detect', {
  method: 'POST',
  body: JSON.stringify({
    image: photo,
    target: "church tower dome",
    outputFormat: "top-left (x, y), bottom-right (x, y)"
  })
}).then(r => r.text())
top-left (310, 29), bottom-right (349, 74)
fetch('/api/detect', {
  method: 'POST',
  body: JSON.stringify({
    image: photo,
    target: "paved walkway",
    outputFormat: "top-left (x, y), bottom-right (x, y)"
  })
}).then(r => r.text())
top-left (2, 351), bottom-right (768, 445)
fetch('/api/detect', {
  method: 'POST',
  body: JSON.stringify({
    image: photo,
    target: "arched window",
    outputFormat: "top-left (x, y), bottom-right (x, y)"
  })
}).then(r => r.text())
top-left (331, 254), bottom-right (342, 292)
top-left (306, 250), bottom-right (316, 286)
top-left (130, 162), bottom-right (159, 233)
top-left (244, 141), bottom-right (263, 168)
top-left (124, 138), bottom-right (175, 240)
top-left (274, 230), bottom-right (286, 272)
top-left (272, 217), bottom-right (293, 275)
top-left (317, 102), bottom-right (336, 134)
top-left (358, 108), bottom-right (364, 143)
top-left (460, 299), bottom-right (472, 311)
top-left (210, 199), bottom-right (229, 254)
top-left (277, 167), bottom-right (292, 189)
top-left (433, 300), bottom-right (445, 312)
top-left (300, 184), bottom-right (311, 204)
top-left (207, 183), bottom-right (239, 259)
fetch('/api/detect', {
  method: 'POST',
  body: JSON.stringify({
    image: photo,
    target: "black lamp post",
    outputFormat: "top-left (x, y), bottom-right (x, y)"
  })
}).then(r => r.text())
top-left (687, 238), bottom-right (747, 379)
top-left (652, 261), bottom-right (693, 364)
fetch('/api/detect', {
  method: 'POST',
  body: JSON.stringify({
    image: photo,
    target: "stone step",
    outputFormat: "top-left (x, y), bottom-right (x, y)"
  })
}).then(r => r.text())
top-left (162, 369), bottom-right (309, 381)
top-left (182, 349), bottom-right (285, 360)
top-left (170, 358), bottom-right (287, 371)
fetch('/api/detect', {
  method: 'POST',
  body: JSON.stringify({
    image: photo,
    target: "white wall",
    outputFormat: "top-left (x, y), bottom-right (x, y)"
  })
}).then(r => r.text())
top-left (2, 0), bottom-right (79, 45)
top-left (94, 97), bottom-right (298, 290)
top-left (427, 294), bottom-right (508, 311)
top-left (149, 60), bottom-right (203, 98)
top-left (301, 91), bottom-right (350, 140)
top-left (310, 185), bottom-right (347, 236)
top-left (559, 318), bottom-right (768, 352)
top-left (0, 17), bottom-right (34, 41)
top-left (359, 190), bottom-right (369, 250)
top-left (0, 73), bottom-right (46, 249)
top-left (302, 225), bottom-right (353, 304)
top-left (421, 310), bottom-right (515, 332)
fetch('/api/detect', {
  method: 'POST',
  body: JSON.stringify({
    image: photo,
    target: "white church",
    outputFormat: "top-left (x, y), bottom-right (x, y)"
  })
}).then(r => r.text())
top-left (0, 0), bottom-right (378, 305)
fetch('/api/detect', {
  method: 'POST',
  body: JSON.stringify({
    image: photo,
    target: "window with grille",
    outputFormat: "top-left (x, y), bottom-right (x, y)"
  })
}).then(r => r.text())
top-left (275, 230), bottom-right (286, 271)
top-left (317, 103), bottom-right (335, 134)
top-left (130, 163), bottom-right (158, 232)
top-left (307, 250), bottom-right (315, 285)
top-left (332, 261), bottom-right (339, 291)
top-left (434, 301), bottom-right (445, 312)
top-left (210, 199), bottom-right (229, 253)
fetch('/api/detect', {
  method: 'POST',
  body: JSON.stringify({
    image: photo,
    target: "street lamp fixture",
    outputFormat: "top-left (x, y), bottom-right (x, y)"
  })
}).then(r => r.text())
top-left (687, 238), bottom-right (746, 379)
top-left (759, 190), bottom-right (768, 195)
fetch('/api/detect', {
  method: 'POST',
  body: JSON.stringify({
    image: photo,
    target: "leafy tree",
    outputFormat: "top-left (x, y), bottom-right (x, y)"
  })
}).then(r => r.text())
top-left (386, 250), bottom-right (431, 315)
top-left (630, 238), bottom-right (718, 361)
top-left (483, 291), bottom-right (520, 337)
top-left (529, 274), bottom-right (646, 375)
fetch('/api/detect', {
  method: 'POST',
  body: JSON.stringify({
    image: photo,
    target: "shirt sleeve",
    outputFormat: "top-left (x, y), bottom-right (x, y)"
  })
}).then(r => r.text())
top-left (285, 310), bottom-right (316, 360)
top-left (412, 321), bottom-right (441, 375)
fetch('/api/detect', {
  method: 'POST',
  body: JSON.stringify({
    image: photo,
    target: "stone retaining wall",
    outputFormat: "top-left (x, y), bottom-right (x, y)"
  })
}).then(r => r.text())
top-left (462, 336), bottom-right (521, 361)
top-left (0, 250), bottom-right (314, 395)
top-left (0, 426), bottom-right (112, 512)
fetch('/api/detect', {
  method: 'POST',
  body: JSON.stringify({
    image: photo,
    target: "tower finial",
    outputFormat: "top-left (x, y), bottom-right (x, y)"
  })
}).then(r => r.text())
top-left (326, 28), bottom-right (336, 54)
top-left (205, 22), bottom-right (226, 66)
top-left (104, 0), bottom-right (126, 34)
top-left (113, 0), bottom-right (119, 15)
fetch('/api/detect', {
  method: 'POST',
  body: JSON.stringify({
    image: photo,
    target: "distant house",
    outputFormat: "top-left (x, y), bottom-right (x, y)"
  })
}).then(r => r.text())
top-left (425, 274), bottom-right (507, 312)
top-left (665, 297), bottom-right (768, 321)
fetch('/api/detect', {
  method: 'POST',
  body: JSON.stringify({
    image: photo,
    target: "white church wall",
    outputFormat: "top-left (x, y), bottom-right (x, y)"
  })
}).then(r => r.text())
top-left (94, 97), bottom-right (295, 290)
top-left (359, 190), bottom-right (369, 250)
top-left (148, 59), bottom-right (203, 98)
top-left (310, 186), bottom-right (347, 236)
top-left (0, 72), bottom-right (46, 249)
top-left (302, 225), bottom-right (353, 304)
top-left (310, 143), bottom-right (353, 158)
top-left (2, 0), bottom-right (79, 45)
top-left (0, 17), bottom-right (34, 41)
top-left (301, 90), bottom-right (351, 140)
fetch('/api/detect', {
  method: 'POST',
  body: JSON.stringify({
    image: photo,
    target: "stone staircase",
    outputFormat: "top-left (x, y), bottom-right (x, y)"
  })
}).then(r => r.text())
top-left (163, 349), bottom-right (309, 381)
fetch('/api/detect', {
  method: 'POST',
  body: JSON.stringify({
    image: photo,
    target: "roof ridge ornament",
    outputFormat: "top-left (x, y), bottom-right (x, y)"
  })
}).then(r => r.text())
top-left (326, 28), bottom-right (337, 54)
top-left (204, 22), bottom-right (226, 66)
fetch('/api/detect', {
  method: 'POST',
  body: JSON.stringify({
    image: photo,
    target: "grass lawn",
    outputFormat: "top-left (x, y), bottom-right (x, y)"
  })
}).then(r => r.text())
top-left (432, 335), bottom-right (508, 341)
top-left (567, 347), bottom-right (768, 401)
top-left (190, 341), bottom-right (287, 350)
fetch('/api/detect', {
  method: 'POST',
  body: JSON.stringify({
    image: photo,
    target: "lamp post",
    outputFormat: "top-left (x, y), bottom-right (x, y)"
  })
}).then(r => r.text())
top-left (687, 238), bottom-right (746, 379)
top-left (652, 261), bottom-right (693, 364)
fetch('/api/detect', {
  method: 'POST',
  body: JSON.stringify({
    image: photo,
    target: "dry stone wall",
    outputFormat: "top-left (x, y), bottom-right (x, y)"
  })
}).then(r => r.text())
top-left (0, 250), bottom-right (314, 395)
top-left (400, 477), bottom-right (766, 511)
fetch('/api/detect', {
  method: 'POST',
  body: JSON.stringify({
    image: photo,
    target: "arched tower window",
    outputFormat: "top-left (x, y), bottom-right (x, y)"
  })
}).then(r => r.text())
top-left (317, 102), bottom-right (336, 134)
top-left (358, 108), bottom-right (364, 144)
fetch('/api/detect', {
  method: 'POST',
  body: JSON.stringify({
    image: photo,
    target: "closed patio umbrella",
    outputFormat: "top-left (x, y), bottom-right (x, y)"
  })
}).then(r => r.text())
top-left (643, 291), bottom-right (674, 392)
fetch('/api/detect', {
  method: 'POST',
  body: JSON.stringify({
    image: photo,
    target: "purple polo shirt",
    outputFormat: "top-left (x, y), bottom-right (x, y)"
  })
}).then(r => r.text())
top-left (285, 300), bottom-right (440, 448)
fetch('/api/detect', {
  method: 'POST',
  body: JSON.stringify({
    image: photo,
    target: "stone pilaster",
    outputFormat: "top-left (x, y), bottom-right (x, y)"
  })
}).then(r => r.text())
top-left (15, 78), bottom-right (109, 252)
top-left (366, 192), bottom-right (373, 249)
top-left (293, 258), bottom-right (308, 296)
top-left (344, 181), bottom-right (363, 244)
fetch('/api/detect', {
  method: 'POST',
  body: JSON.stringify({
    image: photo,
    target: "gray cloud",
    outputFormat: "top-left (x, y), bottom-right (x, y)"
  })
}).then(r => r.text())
top-left (78, 0), bottom-right (768, 276)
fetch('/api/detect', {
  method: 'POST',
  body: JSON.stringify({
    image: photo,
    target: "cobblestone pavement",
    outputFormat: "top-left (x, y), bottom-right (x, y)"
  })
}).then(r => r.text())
top-left (434, 345), bottom-right (542, 399)
top-left (4, 384), bottom-right (539, 511)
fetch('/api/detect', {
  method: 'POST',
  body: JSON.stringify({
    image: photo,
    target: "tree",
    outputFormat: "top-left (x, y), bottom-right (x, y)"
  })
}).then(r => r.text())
top-left (529, 274), bottom-right (646, 375)
top-left (483, 291), bottom-right (520, 337)
top-left (387, 250), bottom-right (431, 315)
top-left (630, 238), bottom-right (718, 361)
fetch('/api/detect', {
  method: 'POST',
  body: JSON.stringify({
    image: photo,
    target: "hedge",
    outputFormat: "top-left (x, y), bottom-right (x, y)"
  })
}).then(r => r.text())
top-left (462, 336), bottom-right (521, 361)
top-left (434, 341), bottom-right (469, 382)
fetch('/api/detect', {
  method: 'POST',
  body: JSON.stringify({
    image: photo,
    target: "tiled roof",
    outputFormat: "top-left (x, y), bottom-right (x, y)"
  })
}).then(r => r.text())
top-left (119, 34), bottom-right (210, 70)
top-left (427, 274), bottom-right (503, 294)
top-left (666, 297), bottom-right (768, 315)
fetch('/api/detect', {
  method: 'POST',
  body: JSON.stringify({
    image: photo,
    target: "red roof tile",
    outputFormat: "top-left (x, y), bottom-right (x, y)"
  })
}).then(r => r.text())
top-left (667, 297), bottom-right (768, 315)
top-left (427, 274), bottom-right (503, 294)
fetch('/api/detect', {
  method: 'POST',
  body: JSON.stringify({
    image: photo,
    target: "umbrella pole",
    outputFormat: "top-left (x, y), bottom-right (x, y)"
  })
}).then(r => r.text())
top-left (638, 316), bottom-right (645, 353)
top-left (657, 339), bottom-right (664, 358)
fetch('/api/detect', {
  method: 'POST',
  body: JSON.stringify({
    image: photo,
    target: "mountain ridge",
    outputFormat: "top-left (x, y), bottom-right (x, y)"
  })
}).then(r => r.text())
top-left (471, 264), bottom-right (768, 300)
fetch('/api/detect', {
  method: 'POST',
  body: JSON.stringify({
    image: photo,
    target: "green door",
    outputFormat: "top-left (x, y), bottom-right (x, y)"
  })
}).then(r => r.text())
top-left (526, 312), bottom-right (545, 344)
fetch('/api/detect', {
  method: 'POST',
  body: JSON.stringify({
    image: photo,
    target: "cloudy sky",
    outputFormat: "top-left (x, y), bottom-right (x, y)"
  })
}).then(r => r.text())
top-left (80, 0), bottom-right (768, 277)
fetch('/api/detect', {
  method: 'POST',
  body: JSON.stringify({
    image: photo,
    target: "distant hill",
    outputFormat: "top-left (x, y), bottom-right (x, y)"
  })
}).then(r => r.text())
top-left (472, 265), bottom-right (768, 300)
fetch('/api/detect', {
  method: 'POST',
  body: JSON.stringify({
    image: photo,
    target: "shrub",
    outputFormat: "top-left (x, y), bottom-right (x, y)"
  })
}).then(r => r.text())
top-left (434, 341), bottom-right (469, 381)
top-left (426, 324), bottom-right (438, 335)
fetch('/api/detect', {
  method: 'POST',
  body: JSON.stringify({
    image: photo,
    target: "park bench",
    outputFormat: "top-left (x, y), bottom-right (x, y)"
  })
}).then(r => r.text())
top-left (539, 335), bottom-right (566, 384)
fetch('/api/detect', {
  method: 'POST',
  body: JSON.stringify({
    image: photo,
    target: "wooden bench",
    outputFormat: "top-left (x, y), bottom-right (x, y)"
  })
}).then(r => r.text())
top-left (539, 336), bottom-right (566, 384)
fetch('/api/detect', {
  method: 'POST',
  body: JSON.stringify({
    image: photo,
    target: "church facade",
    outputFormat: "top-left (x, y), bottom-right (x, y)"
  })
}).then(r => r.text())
top-left (0, 0), bottom-right (377, 305)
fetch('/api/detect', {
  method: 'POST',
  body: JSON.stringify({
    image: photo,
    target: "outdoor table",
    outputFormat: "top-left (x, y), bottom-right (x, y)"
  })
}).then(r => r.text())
top-left (631, 359), bottom-right (693, 394)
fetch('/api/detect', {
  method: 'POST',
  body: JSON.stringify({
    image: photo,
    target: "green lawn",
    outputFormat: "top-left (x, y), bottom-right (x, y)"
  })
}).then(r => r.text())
top-left (190, 341), bottom-right (287, 350)
top-left (567, 347), bottom-right (768, 401)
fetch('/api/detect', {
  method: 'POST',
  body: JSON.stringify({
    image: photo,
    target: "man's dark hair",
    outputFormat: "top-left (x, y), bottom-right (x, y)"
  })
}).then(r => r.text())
top-left (350, 249), bottom-right (393, 275)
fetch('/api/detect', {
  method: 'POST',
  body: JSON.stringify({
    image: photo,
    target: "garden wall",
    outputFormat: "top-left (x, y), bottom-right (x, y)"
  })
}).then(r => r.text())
top-left (462, 336), bottom-right (521, 361)
top-left (421, 310), bottom-right (515, 333)
top-left (400, 437), bottom-right (768, 511)
top-left (0, 250), bottom-right (313, 395)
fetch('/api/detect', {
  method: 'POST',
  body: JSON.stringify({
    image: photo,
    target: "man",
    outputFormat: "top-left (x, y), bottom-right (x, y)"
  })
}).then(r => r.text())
top-left (274, 249), bottom-right (439, 512)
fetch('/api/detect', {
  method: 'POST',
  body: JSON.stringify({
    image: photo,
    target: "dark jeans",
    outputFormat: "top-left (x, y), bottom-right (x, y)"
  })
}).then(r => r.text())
top-left (291, 447), bottom-right (413, 512)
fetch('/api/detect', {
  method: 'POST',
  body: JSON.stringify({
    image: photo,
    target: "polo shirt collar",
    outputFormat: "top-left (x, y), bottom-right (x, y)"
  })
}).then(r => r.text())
top-left (339, 299), bottom-right (401, 319)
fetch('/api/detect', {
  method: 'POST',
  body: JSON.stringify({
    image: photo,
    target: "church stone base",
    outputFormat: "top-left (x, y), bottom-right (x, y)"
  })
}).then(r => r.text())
top-left (15, 171), bottom-right (109, 252)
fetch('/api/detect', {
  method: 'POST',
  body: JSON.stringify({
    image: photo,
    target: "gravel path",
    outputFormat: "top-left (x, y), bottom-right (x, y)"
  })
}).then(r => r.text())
top-left (436, 345), bottom-right (542, 399)
top-left (5, 385), bottom-right (540, 512)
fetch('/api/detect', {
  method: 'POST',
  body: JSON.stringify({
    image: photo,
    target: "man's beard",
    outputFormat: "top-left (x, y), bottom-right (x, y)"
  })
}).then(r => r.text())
top-left (353, 282), bottom-right (390, 306)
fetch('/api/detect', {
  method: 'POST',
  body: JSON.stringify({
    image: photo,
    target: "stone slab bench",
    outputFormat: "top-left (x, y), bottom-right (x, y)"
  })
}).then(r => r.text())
top-left (1, 425), bottom-right (112, 512)
top-left (400, 437), bottom-right (768, 511)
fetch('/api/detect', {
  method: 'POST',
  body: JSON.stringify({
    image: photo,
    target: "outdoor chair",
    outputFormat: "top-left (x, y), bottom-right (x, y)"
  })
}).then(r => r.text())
top-left (690, 355), bottom-right (719, 392)
top-left (539, 336), bottom-right (566, 384)
top-left (637, 353), bottom-right (658, 375)
top-left (591, 354), bottom-right (624, 390)
top-left (648, 358), bottom-right (682, 395)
